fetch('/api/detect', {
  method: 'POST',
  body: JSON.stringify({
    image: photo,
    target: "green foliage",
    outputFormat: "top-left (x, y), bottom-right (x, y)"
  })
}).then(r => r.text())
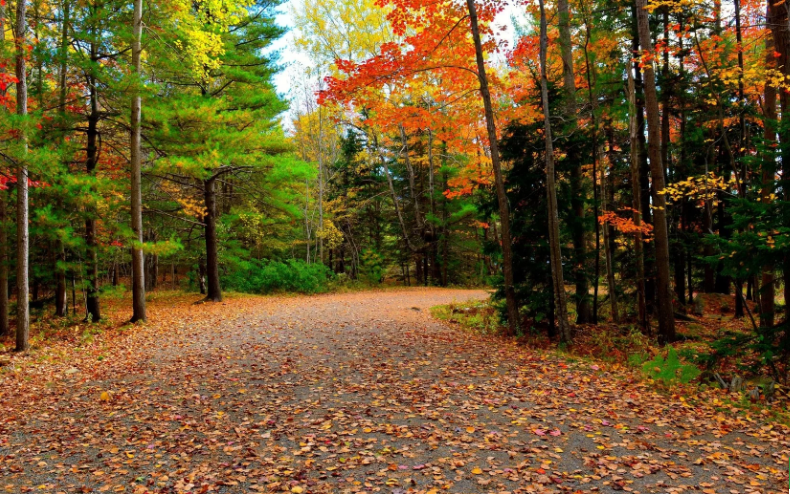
top-left (709, 321), bottom-right (790, 383)
top-left (359, 249), bottom-right (384, 285)
top-left (222, 259), bottom-right (334, 294)
top-left (642, 347), bottom-right (701, 384)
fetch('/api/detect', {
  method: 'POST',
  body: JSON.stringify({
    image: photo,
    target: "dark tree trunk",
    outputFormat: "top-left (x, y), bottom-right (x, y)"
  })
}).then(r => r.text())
top-left (631, 18), bottom-right (656, 314)
top-left (203, 178), bottom-right (222, 302)
top-left (558, 0), bottom-right (590, 324)
top-left (0, 6), bottom-right (8, 336)
top-left (0, 192), bottom-right (8, 335)
top-left (84, 39), bottom-right (101, 323)
top-left (735, 280), bottom-right (744, 318)
top-left (627, 71), bottom-right (647, 331)
top-left (55, 248), bottom-right (67, 317)
top-left (540, 0), bottom-right (572, 342)
top-left (714, 201), bottom-right (731, 294)
top-left (673, 245), bottom-right (686, 306)
top-left (761, 0), bottom-right (777, 326)
top-left (635, 0), bottom-right (675, 343)
top-left (466, 0), bottom-right (520, 335)
top-left (198, 261), bottom-right (206, 295)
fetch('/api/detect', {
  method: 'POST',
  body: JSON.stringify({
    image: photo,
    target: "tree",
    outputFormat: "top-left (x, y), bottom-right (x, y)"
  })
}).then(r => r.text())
top-left (15, 0), bottom-right (30, 351)
top-left (538, 0), bottom-right (571, 342)
top-left (634, 0), bottom-right (675, 343)
top-left (465, 0), bottom-right (520, 335)
top-left (130, 0), bottom-right (146, 322)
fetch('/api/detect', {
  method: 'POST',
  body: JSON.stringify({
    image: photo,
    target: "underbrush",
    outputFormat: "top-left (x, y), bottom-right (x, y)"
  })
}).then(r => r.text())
top-left (432, 296), bottom-right (790, 414)
top-left (222, 259), bottom-right (335, 294)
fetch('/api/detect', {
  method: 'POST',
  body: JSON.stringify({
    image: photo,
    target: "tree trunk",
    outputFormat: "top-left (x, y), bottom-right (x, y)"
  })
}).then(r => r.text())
top-left (772, 0), bottom-right (790, 320)
top-left (150, 254), bottom-right (158, 289)
top-left (84, 37), bottom-right (101, 323)
top-left (466, 0), bottom-right (520, 335)
top-left (539, 0), bottom-right (571, 342)
top-left (55, 247), bottom-right (67, 317)
top-left (761, 0), bottom-right (778, 327)
top-left (601, 152), bottom-right (620, 324)
top-left (559, 0), bottom-right (590, 324)
top-left (631, 15), bottom-right (656, 313)
top-left (15, 0), bottom-right (30, 350)
top-left (0, 193), bottom-right (7, 336)
top-left (198, 260), bottom-right (206, 295)
top-left (52, 0), bottom-right (69, 319)
top-left (627, 71), bottom-right (647, 331)
top-left (203, 177), bottom-right (222, 302)
top-left (581, 18), bottom-right (601, 324)
top-left (130, 0), bottom-right (146, 322)
top-left (635, 0), bottom-right (675, 343)
top-left (0, 2), bottom-right (8, 335)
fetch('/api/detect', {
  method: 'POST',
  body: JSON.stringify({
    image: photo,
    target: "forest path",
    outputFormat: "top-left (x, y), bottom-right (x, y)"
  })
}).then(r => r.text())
top-left (0, 288), bottom-right (786, 494)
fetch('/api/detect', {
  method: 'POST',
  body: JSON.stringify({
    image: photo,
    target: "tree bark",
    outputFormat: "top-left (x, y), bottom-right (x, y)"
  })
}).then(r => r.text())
top-left (198, 260), bottom-right (206, 295)
top-left (15, 0), bottom-right (30, 350)
top-left (54, 0), bottom-right (69, 318)
top-left (0, 2), bottom-right (8, 335)
top-left (761, 0), bottom-right (779, 327)
top-left (630, 13), bottom-right (656, 312)
top-left (0, 193), bottom-right (7, 336)
top-left (466, 0), bottom-right (520, 335)
top-left (84, 36), bottom-right (101, 323)
top-left (539, 0), bottom-right (571, 342)
top-left (203, 177), bottom-right (222, 302)
top-left (558, 0), bottom-right (590, 324)
top-left (130, 0), bottom-right (146, 322)
top-left (635, 0), bottom-right (675, 343)
top-left (601, 143), bottom-right (619, 324)
top-left (627, 71), bottom-right (647, 331)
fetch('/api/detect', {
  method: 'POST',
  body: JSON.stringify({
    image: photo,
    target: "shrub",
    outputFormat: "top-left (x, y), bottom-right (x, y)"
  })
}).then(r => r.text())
top-left (642, 347), bottom-right (701, 384)
top-left (222, 259), bottom-right (334, 294)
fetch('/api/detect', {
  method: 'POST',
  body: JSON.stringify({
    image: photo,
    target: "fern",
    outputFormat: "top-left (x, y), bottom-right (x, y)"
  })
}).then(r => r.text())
top-left (642, 347), bottom-right (701, 384)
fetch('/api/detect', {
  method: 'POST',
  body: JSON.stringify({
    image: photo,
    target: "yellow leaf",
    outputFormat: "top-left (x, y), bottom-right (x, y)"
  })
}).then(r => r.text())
top-left (291, 487), bottom-right (304, 493)
top-left (471, 467), bottom-right (483, 475)
top-left (100, 392), bottom-right (110, 402)
top-left (466, 427), bottom-right (475, 433)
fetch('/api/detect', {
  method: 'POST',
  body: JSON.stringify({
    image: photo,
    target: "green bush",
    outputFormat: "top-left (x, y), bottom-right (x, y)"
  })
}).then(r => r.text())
top-left (222, 259), bottom-right (334, 294)
top-left (642, 347), bottom-right (701, 384)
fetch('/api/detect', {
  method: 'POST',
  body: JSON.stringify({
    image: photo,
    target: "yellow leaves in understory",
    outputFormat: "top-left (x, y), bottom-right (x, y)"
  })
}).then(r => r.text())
top-left (658, 172), bottom-right (737, 206)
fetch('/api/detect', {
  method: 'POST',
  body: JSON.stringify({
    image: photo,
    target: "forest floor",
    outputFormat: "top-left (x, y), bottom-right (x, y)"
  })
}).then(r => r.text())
top-left (0, 288), bottom-right (787, 494)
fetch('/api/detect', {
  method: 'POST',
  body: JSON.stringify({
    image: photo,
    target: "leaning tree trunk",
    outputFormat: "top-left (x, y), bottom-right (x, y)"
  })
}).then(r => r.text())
top-left (539, 0), bottom-right (571, 342)
top-left (466, 0), bottom-right (520, 335)
top-left (129, 0), bottom-right (146, 322)
top-left (203, 177), bottom-right (222, 302)
top-left (15, 0), bottom-right (30, 351)
top-left (635, 0), bottom-right (675, 343)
